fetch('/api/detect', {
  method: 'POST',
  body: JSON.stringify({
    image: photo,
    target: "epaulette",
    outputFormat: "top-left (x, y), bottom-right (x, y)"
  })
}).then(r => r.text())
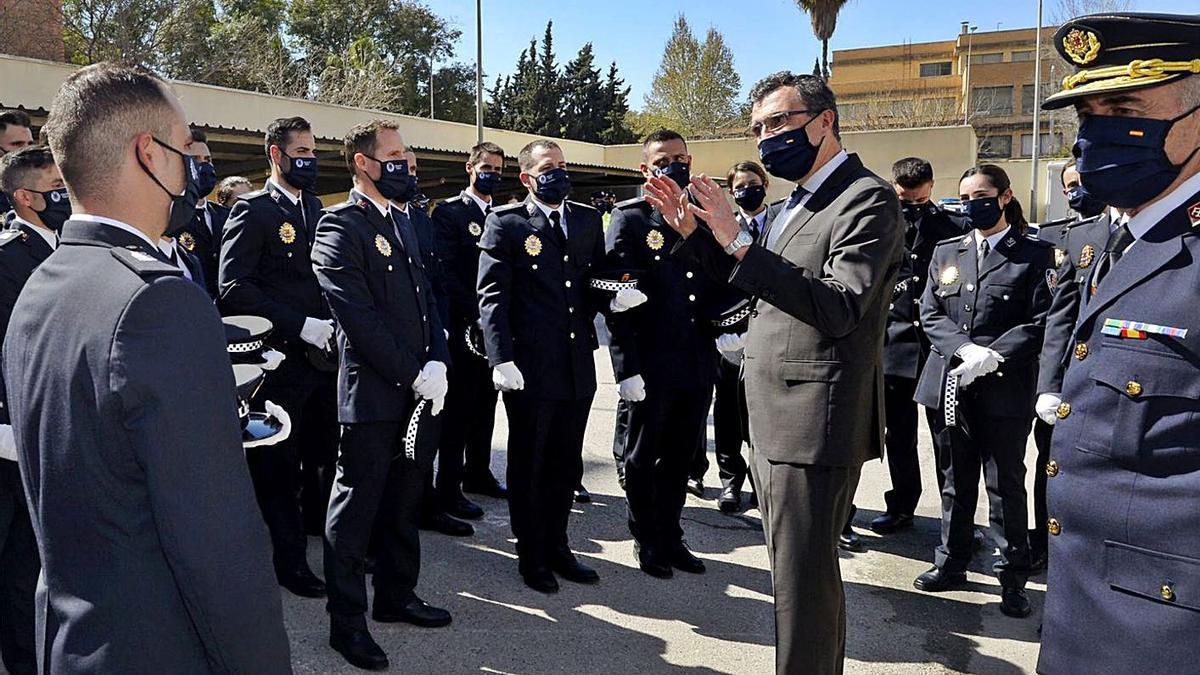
top-left (1025, 236), bottom-right (1054, 248)
top-left (1038, 215), bottom-right (1076, 230)
top-left (567, 199), bottom-right (598, 212)
top-left (0, 229), bottom-right (26, 249)
top-left (326, 199), bottom-right (361, 214)
top-left (937, 233), bottom-right (971, 248)
top-left (1064, 213), bottom-right (1103, 228)
top-left (492, 202), bottom-right (526, 215)
top-left (615, 196), bottom-right (648, 210)
top-left (110, 246), bottom-right (183, 280)
top-left (238, 189), bottom-right (270, 202)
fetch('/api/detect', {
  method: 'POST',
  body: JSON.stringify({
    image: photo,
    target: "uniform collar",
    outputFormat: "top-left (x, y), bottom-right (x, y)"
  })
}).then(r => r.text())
top-left (69, 214), bottom-right (158, 250)
top-left (462, 189), bottom-right (491, 214)
top-left (529, 196), bottom-right (565, 223)
top-left (1126, 171), bottom-right (1200, 241)
top-left (12, 216), bottom-right (57, 250)
top-left (267, 178), bottom-right (301, 205)
top-left (974, 225), bottom-right (1012, 251)
top-left (350, 188), bottom-right (391, 218)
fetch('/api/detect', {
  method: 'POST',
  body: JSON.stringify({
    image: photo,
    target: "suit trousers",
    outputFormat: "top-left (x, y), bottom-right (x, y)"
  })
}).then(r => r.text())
top-left (882, 375), bottom-right (923, 515)
top-left (929, 398), bottom-right (1032, 589)
top-left (0, 460), bottom-right (36, 675)
top-left (247, 366), bottom-right (337, 572)
top-left (712, 359), bottom-right (749, 491)
top-left (325, 418), bottom-right (435, 632)
top-left (503, 393), bottom-right (592, 572)
top-left (623, 386), bottom-right (712, 548)
top-left (611, 398), bottom-right (630, 478)
top-left (1030, 420), bottom-right (1053, 554)
top-left (751, 445), bottom-right (859, 675)
top-left (436, 342), bottom-right (499, 499)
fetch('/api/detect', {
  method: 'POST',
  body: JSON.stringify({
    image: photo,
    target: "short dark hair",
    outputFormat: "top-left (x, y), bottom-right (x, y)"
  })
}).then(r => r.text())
top-left (643, 129), bottom-right (687, 149)
top-left (726, 160), bottom-right (767, 186)
top-left (469, 141), bottom-right (505, 166)
top-left (265, 116), bottom-right (312, 156)
top-left (518, 139), bottom-right (561, 171)
top-left (892, 157), bottom-right (934, 189)
top-left (217, 175), bottom-right (253, 206)
top-left (749, 71), bottom-right (840, 138)
top-left (189, 127), bottom-right (208, 144)
top-left (0, 110), bottom-right (32, 134)
top-left (0, 145), bottom-right (55, 195)
top-left (42, 62), bottom-right (175, 201)
top-left (343, 119), bottom-right (402, 175)
top-left (961, 164), bottom-right (1028, 232)
top-left (1059, 158), bottom-right (1078, 188)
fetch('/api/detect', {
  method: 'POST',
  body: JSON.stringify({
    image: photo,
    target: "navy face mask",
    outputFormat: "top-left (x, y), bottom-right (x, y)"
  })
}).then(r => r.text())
top-left (32, 187), bottom-right (71, 231)
top-left (733, 185), bottom-right (767, 212)
top-left (368, 157), bottom-right (411, 201)
top-left (281, 152), bottom-right (318, 191)
top-left (758, 112), bottom-right (824, 182)
top-left (1073, 103), bottom-right (1200, 209)
top-left (530, 167), bottom-right (571, 204)
top-left (901, 201), bottom-right (936, 224)
top-left (138, 137), bottom-right (201, 238)
top-left (653, 161), bottom-right (691, 190)
top-left (1065, 185), bottom-right (1107, 218)
top-left (963, 196), bottom-right (1004, 231)
top-left (195, 161), bottom-right (218, 198)
top-left (473, 170), bottom-right (501, 195)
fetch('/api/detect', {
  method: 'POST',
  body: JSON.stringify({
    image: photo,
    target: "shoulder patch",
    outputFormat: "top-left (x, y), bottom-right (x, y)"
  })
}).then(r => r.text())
top-left (1065, 214), bottom-right (1103, 228)
top-left (492, 202), bottom-right (526, 215)
top-left (935, 234), bottom-right (966, 248)
top-left (615, 196), bottom-right (649, 210)
top-left (239, 189), bottom-right (270, 202)
top-left (110, 246), bottom-right (183, 280)
top-left (0, 230), bottom-right (25, 248)
top-left (326, 200), bottom-right (361, 214)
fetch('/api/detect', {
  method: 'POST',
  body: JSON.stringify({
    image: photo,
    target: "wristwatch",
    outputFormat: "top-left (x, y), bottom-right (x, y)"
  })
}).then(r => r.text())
top-left (724, 230), bottom-right (753, 256)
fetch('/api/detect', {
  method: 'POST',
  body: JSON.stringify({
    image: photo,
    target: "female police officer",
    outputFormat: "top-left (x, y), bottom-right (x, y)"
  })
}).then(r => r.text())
top-left (912, 164), bottom-right (1054, 618)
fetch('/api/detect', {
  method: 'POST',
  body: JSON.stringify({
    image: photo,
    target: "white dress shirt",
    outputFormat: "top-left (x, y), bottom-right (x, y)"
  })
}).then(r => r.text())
top-left (766, 149), bottom-right (849, 251)
top-left (71, 214), bottom-right (158, 250)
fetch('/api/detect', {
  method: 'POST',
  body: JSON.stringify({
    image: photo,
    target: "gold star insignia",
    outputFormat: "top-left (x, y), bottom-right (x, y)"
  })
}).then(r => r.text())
top-left (646, 229), bottom-right (665, 251)
top-left (468, 222), bottom-right (483, 237)
top-left (375, 234), bottom-right (392, 257)
top-left (524, 234), bottom-right (543, 257)
top-left (178, 231), bottom-right (196, 252)
top-left (939, 266), bottom-right (959, 286)
top-left (1079, 244), bottom-right (1096, 268)
top-left (279, 223), bottom-right (297, 244)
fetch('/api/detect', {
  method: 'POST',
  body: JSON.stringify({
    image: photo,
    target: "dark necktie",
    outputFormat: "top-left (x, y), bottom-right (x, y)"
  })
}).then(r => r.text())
top-left (746, 215), bottom-right (761, 242)
top-left (978, 239), bottom-right (990, 267)
top-left (785, 186), bottom-right (810, 211)
top-left (389, 210), bottom-right (409, 251)
top-left (549, 210), bottom-right (566, 247)
top-left (1094, 223), bottom-right (1134, 290)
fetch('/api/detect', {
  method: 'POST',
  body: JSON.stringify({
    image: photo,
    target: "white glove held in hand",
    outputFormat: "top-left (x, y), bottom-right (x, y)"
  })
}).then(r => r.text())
top-left (300, 317), bottom-right (334, 349)
top-left (243, 400), bottom-right (292, 449)
top-left (950, 343), bottom-right (1004, 388)
top-left (259, 349), bottom-right (286, 371)
top-left (412, 361), bottom-right (449, 400)
top-left (610, 288), bottom-right (648, 313)
top-left (431, 396), bottom-right (445, 417)
top-left (715, 333), bottom-right (746, 354)
top-left (1036, 393), bottom-right (1063, 426)
top-left (493, 361), bottom-right (525, 392)
top-left (617, 375), bottom-right (647, 402)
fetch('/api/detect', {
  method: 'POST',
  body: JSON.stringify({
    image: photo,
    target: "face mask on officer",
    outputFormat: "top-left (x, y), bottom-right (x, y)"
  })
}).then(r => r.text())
top-left (962, 196), bottom-right (1005, 230)
top-left (733, 185), bottom-right (767, 212)
top-left (30, 187), bottom-right (71, 231)
top-left (366, 156), bottom-right (412, 202)
top-left (758, 111), bottom-right (826, 182)
top-left (653, 161), bottom-right (691, 190)
top-left (279, 151), bottom-right (318, 191)
top-left (526, 167), bottom-right (571, 205)
top-left (195, 161), bottom-right (218, 198)
top-left (1072, 102), bottom-right (1200, 209)
top-left (900, 201), bottom-right (936, 225)
top-left (1065, 185), bottom-right (1107, 218)
top-left (137, 137), bottom-right (201, 238)
top-left (473, 170), bottom-right (501, 196)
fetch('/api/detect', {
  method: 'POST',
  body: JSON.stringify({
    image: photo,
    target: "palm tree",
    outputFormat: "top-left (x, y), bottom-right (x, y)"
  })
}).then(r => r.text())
top-left (796, 0), bottom-right (850, 80)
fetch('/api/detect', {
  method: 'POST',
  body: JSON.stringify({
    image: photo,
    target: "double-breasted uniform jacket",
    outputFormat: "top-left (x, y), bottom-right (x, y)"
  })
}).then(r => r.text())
top-left (476, 199), bottom-right (608, 401)
top-left (0, 223), bottom-right (53, 429)
top-left (180, 201), bottom-right (230, 299)
top-left (914, 229), bottom-right (1056, 418)
top-left (433, 192), bottom-right (490, 340)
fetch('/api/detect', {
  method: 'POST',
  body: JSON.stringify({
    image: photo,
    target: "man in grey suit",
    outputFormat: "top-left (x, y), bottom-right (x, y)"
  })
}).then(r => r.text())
top-left (2, 62), bottom-right (291, 673)
top-left (647, 72), bottom-right (902, 674)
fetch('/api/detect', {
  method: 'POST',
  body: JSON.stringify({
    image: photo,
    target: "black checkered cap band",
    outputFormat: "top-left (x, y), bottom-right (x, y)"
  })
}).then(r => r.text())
top-left (228, 339), bottom-right (264, 354)
top-left (465, 328), bottom-right (486, 359)
top-left (590, 278), bottom-right (639, 292)
top-left (402, 398), bottom-right (428, 461)
top-left (943, 374), bottom-right (959, 427)
top-left (714, 306), bottom-right (752, 329)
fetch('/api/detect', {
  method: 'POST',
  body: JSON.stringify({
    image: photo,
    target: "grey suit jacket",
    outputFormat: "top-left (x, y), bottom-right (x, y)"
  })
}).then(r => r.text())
top-left (678, 153), bottom-right (903, 467)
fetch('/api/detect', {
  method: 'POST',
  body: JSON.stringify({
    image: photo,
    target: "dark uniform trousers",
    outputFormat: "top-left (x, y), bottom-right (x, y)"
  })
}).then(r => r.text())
top-left (0, 460), bottom-right (36, 675)
top-left (436, 338), bottom-right (498, 501)
top-left (712, 359), bottom-right (749, 490)
top-left (882, 375), bottom-right (947, 513)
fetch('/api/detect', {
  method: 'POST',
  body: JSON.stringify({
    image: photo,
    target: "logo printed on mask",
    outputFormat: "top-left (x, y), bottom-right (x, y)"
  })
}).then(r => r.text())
top-left (734, 185), bottom-right (767, 212)
top-left (758, 112), bottom-right (825, 182)
top-left (531, 167), bottom-right (571, 204)
top-left (32, 187), bottom-right (71, 231)
top-left (963, 197), bottom-right (1004, 231)
top-left (136, 137), bottom-right (200, 238)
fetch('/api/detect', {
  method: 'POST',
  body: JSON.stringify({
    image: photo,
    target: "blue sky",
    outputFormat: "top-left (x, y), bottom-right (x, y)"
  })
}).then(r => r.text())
top-left (428, 0), bottom-right (1194, 109)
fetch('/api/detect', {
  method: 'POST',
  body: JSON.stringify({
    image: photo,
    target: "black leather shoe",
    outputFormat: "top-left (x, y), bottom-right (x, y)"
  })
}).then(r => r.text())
top-left (552, 552), bottom-right (599, 584)
top-left (1000, 588), bottom-right (1032, 618)
top-left (635, 544), bottom-right (673, 579)
top-left (278, 565), bottom-right (326, 598)
top-left (913, 566), bottom-right (967, 592)
top-left (521, 567), bottom-right (559, 593)
top-left (718, 486), bottom-right (741, 514)
top-left (330, 628), bottom-right (388, 671)
top-left (869, 512), bottom-right (914, 534)
top-left (443, 494), bottom-right (484, 521)
top-left (838, 521), bottom-right (864, 552)
top-left (463, 473), bottom-right (508, 498)
top-left (419, 512), bottom-right (474, 537)
top-left (686, 478), bottom-right (704, 498)
top-left (667, 542), bottom-right (706, 574)
top-left (373, 596), bottom-right (452, 627)
top-left (574, 485), bottom-right (592, 503)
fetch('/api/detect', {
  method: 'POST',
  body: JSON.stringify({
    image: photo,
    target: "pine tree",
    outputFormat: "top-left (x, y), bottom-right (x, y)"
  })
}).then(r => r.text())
top-left (599, 62), bottom-right (637, 144)
top-left (528, 21), bottom-right (562, 136)
top-left (560, 43), bottom-right (605, 142)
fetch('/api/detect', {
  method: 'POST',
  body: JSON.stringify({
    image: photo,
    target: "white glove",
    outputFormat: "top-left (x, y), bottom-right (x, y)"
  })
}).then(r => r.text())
top-left (431, 396), bottom-right (445, 417)
top-left (949, 343), bottom-right (1004, 388)
top-left (1036, 393), bottom-right (1063, 426)
top-left (243, 400), bottom-right (292, 449)
top-left (609, 288), bottom-right (648, 313)
top-left (0, 424), bottom-right (16, 462)
top-left (412, 361), bottom-right (448, 400)
top-left (617, 374), bottom-right (647, 402)
top-left (300, 317), bottom-right (334, 349)
top-left (715, 333), bottom-right (746, 354)
top-left (259, 349), bottom-right (286, 371)
top-left (492, 361), bottom-right (525, 392)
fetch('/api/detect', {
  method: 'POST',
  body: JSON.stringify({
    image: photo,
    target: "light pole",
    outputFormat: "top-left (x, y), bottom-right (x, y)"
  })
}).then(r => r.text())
top-left (429, 52), bottom-right (436, 119)
top-left (963, 24), bottom-right (977, 125)
top-left (1030, 0), bottom-right (1044, 221)
top-left (475, 0), bottom-right (483, 143)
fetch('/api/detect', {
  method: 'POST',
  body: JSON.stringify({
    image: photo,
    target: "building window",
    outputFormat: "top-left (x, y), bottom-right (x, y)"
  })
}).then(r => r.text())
top-left (979, 135), bottom-right (1013, 159)
top-left (1011, 50), bottom-right (1035, 62)
top-left (970, 52), bottom-right (1004, 65)
top-left (1021, 133), bottom-right (1062, 157)
top-left (972, 86), bottom-right (1014, 116)
top-left (920, 61), bottom-right (952, 77)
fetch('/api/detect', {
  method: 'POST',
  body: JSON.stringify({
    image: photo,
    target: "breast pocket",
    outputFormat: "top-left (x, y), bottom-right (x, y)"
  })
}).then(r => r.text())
top-left (981, 283), bottom-right (1022, 323)
top-left (1079, 346), bottom-right (1200, 475)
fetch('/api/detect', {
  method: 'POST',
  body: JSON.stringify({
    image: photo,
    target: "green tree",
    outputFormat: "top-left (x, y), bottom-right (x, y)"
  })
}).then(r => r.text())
top-left (528, 21), bottom-right (561, 137)
top-left (645, 15), bottom-right (743, 138)
top-left (599, 62), bottom-right (637, 144)
top-left (795, 0), bottom-right (849, 79)
top-left (560, 43), bottom-right (605, 142)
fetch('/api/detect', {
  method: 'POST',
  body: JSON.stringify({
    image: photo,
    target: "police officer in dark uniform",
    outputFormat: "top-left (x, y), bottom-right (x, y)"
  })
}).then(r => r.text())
top-left (870, 157), bottom-right (968, 535)
top-left (179, 128), bottom-right (227, 298)
top-left (219, 115), bottom-right (334, 598)
top-left (3, 61), bottom-right (290, 674)
top-left (478, 139), bottom-right (615, 593)
top-left (0, 111), bottom-right (35, 224)
top-left (0, 145), bottom-right (68, 675)
top-left (312, 120), bottom-right (451, 671)
top-left (607, 129), bottom-right (718, 578)
top-left (431, 142), bottom-right (509, 512)
top-left (1036, 15), bottom-right (1200, 672)
top-left (913, 165), bottom-right (1053, 619)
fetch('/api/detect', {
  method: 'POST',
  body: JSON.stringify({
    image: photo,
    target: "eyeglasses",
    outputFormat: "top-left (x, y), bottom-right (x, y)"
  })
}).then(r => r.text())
top-left (748, 109), bottom-right (818, 139)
